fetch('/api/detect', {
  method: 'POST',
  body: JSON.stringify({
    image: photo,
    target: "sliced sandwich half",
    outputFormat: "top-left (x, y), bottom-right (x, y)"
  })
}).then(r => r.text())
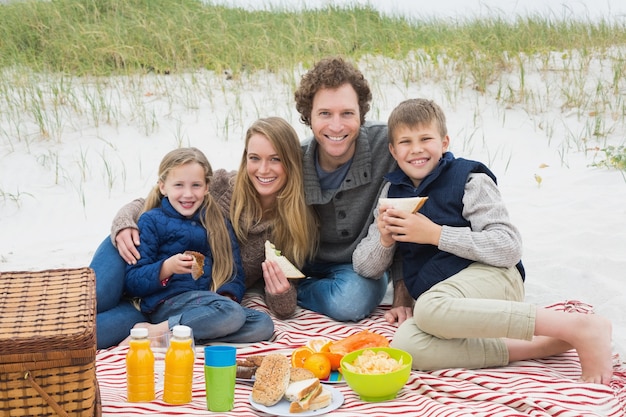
top-left (264, 240), bottom-right (305, 278)
top-left (284, 378), bottom-right (326, 413)
top-left (378, 196), bottom-right (428, 214)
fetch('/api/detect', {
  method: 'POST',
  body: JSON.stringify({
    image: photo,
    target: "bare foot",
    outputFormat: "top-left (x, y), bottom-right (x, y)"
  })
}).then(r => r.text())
top-left (571, 314), bottom-right (613, 385)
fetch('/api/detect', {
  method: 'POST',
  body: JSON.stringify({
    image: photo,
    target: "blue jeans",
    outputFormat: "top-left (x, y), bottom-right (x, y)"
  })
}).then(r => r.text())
top-left (150, 291), bottom-right (274, 344)
top-left (91, 236), bottom-right (147, 349)
top-left (298, 262), bottom-right (388, 322)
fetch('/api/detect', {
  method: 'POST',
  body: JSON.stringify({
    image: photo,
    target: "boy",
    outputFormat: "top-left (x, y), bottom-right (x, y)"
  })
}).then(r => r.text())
top-left (353, 98), bottom-right (613, 385)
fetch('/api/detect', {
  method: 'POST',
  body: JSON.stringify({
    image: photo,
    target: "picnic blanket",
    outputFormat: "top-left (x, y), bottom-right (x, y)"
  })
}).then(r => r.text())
top-left (96, 293), bottom-right (626, 416)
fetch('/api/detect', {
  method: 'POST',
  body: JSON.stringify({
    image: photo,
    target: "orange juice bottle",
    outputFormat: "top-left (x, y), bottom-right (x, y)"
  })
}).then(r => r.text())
top-left (126, 328), bottom-right (155, 402)
top-left (163, 325), bottom-right (195, 404)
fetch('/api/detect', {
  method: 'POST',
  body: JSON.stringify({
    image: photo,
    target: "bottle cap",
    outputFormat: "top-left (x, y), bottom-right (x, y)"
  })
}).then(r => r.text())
top-left (130, 328), bottom-right (149, 338)
top-left (172, 325), bottom-right (191, 339)
top-left (204, 345), bottom-right (236, 367)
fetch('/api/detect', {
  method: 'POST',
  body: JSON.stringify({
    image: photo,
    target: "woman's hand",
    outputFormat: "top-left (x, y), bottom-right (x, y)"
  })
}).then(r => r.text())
top-left (262, 260), bottom-right (292, 295)
top-left (115, 227), bottom-right (141, 264)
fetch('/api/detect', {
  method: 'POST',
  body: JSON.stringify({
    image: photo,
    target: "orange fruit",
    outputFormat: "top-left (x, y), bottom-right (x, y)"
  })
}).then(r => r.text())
top-left (303, 353), bottom-right (331, 380)
top-left (291, 346), bottom-right (313, 368)
top-left (305, 338), bottom-right (332, 352)
top-left (322, 351), bottom-right (343, 371)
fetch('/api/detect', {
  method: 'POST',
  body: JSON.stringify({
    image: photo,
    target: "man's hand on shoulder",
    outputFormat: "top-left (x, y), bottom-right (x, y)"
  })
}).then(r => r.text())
top-left (115, 228), bottom-right (141, 264)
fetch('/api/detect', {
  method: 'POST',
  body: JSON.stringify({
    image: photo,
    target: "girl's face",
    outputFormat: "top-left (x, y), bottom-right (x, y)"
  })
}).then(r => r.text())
top-left (158, 162), bottom-right (208, 217)
top-left (246, 133), bottom-right (287, 209)
top-left (389, 122), bottom-right (450, 188)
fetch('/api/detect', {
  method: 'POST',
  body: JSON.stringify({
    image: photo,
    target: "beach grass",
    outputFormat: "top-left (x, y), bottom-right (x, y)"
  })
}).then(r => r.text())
top-left (1, 0), bottom-right (625, 77)
top-left (0, 0), bottom-right (625, 174)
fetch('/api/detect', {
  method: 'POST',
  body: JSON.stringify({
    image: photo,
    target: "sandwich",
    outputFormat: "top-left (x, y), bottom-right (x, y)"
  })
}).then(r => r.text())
top-left (184, 250), bottom-right (205, 279)
top-left (293, 387), bottom-right (332, 413)
top-left (284, 378), bottom-right (331, 413)
top-left (264, 240), bottom-right (305, 278)
top-left (378, 196), bottom-right (428, 214)
top-left (251, 354), bottom-right (291, 406)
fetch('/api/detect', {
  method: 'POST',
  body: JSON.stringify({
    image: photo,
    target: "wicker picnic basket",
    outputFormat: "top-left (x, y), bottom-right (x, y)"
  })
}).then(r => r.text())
top-left (0, 267), bottom-right (101, 417)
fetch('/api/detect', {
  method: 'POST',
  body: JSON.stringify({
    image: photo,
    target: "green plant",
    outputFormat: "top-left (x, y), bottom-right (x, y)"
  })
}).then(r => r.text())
top-left (591, 145), bottom-right (626, 171)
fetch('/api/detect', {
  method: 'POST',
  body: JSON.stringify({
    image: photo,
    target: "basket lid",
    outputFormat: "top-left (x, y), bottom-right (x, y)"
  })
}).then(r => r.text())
top-left (0, 268), bottom-right (96, 357)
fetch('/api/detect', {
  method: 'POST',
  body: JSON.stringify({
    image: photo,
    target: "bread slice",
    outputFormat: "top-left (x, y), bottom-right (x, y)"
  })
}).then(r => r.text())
top-left (183, 250), bottom-right (205, 279)
top-left (378, 196), bottom-right (428, 213)
top-left (289, 367), bottom-right (316, 383)
top-left (286, 379), bottom-right (322, 413)
top-left (290, 386), bottom-right (332, 413)
top-left (305, 387), bottom-right (332, 412)
top-left (264, 240), bottom-right (305, 278)
top-left (251, 354), bottom-right (290, 406)
top-left (284, 378), bottom-right (320, 402)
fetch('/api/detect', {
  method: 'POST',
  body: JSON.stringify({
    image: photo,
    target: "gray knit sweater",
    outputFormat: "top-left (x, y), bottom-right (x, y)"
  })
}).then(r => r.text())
top-left (110, 169), bottom-right (297, 319)
top-left (352, 173), bottom-right (523, 280)
top-left (302, 122), bottom-right (397, 266)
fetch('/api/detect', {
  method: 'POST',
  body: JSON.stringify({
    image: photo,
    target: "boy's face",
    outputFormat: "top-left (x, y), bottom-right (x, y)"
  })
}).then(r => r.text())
top-left (389, 122), bottom-right (449, 188)
top-left (310, 83), bottom-right (361, 171)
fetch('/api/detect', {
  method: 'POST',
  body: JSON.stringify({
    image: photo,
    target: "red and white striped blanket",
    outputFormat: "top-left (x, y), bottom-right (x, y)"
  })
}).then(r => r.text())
top-left (96, 294), bottom-right (626, 416)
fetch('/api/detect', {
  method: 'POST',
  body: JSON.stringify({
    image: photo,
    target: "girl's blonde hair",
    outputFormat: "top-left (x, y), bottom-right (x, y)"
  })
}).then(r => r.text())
top-left (143, 147), bottom-right (235, 290)
top-left (231, 117), bottom-right (318, 268)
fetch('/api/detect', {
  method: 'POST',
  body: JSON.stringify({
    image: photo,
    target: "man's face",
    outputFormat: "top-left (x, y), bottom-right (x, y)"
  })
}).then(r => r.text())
top-left (310, 83), bottom-right (361, 171)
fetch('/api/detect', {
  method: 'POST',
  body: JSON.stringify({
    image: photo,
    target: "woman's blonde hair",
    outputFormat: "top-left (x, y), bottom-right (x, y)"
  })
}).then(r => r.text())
top-left (231, 117), bottom-right (318, 268)
top-left (143, 147), bottom-right (235, 290)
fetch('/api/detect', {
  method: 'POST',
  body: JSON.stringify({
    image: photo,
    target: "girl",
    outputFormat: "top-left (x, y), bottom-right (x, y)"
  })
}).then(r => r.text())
top-left (124, 147), bottom-right (273, 344)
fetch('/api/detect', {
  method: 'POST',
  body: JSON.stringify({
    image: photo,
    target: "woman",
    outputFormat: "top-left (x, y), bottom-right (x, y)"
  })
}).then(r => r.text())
top-left (93, 117), bottom-right (318, 349)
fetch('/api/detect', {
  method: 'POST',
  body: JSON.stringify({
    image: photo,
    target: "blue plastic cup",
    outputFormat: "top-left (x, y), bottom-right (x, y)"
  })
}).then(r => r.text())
top-left (204, 346), bottom-right (236, 411)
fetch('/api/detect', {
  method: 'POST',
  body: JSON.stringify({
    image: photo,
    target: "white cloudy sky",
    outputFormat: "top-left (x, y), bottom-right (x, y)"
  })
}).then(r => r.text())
top-left (208, 0), bottom-right (626, 21)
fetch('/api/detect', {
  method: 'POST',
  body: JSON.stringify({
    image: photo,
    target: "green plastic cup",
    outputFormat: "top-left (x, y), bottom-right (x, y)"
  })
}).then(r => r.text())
top-left (204, 346), bottom-right (236, 412)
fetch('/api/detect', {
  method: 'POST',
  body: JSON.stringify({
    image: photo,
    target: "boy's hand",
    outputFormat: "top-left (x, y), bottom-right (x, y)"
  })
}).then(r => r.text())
top-left (377, 205), bottom-right (396, 247)
top-left (382, 209), bottom-right (442, 246)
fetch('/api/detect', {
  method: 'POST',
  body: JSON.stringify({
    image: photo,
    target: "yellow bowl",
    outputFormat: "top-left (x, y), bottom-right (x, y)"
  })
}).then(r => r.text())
top-left (339, 347), bottom-right (412, 402)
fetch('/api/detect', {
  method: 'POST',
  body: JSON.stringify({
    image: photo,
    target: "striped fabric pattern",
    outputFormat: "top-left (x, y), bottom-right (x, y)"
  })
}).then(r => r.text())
top-left (96, 294), bottom-right (626, 416)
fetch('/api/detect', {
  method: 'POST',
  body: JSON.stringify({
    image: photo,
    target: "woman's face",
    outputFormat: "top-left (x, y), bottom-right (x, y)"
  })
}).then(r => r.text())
top-left (246, 133), bottom-right (287, 208)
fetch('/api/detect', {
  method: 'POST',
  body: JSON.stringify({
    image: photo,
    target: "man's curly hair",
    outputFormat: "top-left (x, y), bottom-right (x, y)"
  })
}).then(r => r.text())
top-left (295, 56), bottom-right (372, 127)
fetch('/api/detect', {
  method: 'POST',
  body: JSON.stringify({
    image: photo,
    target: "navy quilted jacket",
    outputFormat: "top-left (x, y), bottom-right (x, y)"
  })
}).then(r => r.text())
top-left (125, 197), bottom-right (245, 314)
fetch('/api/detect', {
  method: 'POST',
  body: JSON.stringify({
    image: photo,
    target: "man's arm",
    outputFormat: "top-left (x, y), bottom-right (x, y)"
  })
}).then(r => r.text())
top-left (385, 258), bottom-right (414, 325)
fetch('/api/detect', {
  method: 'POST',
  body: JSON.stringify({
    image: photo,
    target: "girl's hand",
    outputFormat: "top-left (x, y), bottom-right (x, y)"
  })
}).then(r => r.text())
top-left (161, 253), bottom-right (195, 281)
top-left (262, 260), bottom-right (292, 295)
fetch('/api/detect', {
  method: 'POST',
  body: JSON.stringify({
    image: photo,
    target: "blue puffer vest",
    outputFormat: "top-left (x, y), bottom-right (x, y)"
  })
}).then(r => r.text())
top-left (385, 152), bottom-right (525, 299)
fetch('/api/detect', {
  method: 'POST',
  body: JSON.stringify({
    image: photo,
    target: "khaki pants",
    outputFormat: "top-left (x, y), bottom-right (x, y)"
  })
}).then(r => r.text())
top-left (391, 263), bottom-right (535, 371)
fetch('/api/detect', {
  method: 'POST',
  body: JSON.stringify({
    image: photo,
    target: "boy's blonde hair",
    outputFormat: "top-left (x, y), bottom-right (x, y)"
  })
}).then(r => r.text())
top-left (388, 98), bottom-right (448, 144)
top-left (231, 117), bottom-right (318, 268)
top-left (143, 147), bottom-right (235, 290)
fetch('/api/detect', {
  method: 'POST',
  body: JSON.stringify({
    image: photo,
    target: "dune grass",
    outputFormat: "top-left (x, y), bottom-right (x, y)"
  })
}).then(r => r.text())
top-left (1, 0), bottom-right (625, 78)
top-left (0, 0), bottom-right (625, 179)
